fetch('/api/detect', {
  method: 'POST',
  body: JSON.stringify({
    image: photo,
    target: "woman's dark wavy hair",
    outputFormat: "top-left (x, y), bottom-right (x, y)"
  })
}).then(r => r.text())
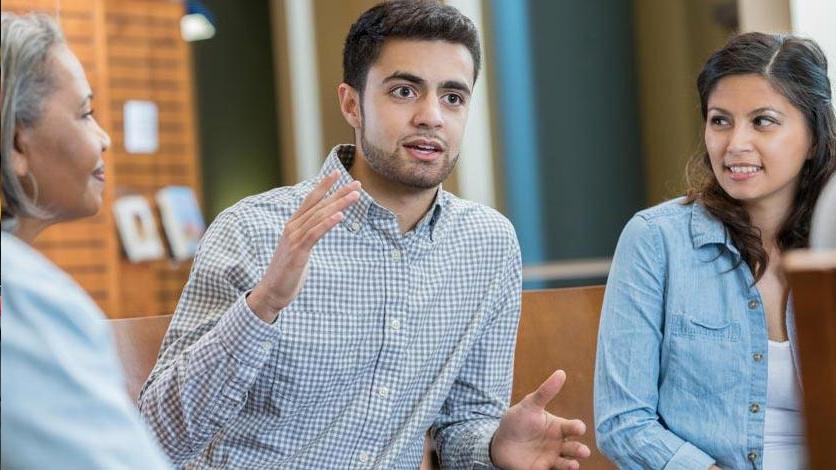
top-left (685, 32), bottom-right (836, 281)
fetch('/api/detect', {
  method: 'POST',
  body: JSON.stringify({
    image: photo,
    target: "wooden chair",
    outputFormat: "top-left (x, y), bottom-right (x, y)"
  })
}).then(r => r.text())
top-left (512, 286), bottom-right (613, 469)
top-left (784, 249), bottom-right (836, 469)
top-left (109, 314), bottom-right (173, 401)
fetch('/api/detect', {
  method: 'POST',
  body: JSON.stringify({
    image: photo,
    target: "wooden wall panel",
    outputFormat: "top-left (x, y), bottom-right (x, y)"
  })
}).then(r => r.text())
top-left (105, 0), bottom-right (200, 318)
top-left (4, 0), bottom-right (201, 318)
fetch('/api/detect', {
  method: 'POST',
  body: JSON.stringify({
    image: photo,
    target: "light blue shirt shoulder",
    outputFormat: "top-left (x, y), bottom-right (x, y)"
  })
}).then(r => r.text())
top-left (1, 231), bottom-right (170, 469)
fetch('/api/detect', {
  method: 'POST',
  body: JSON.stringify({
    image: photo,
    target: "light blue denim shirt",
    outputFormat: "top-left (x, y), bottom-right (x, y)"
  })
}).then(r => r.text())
top-left (594, 198), bottom-right (800, 470)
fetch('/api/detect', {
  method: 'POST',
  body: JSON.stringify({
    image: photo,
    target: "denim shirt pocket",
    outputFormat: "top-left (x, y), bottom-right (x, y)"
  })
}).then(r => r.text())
top-left (667, 314), bottom-right (743, 397)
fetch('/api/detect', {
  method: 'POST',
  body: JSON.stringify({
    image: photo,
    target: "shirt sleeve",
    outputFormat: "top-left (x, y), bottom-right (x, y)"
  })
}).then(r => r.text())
top-left (0, 255), bottom-right (172, 470)
top-left (593, 215), bottom-right (716, 470)
top-left (431, 232), bottom-right (522, 469)
top-left (138, 208), bottom-right (281, 464)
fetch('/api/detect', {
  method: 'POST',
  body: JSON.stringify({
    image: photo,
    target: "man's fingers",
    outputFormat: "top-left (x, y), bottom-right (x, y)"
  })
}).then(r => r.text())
top-left (293, 180), bottom-right (361, 229)
top-left (558, 440), bottom-right (590, 459)
top-left (559, 418), bottom-right (586, 438)
top-left (524, 369), bottom-right (567, 409)
top-left (551, 457), bottom-right (580, 470)
top-left (294, 170), bottom-right (341, 217)
top-left (297, 189), bottom-right (360, 236)
top-left (297, 210), bottom-right (346, 252)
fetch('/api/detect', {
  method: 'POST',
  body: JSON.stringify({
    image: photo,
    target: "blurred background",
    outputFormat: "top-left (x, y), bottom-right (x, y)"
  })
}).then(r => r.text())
top-left (5, 0), bottom-right (834, 318)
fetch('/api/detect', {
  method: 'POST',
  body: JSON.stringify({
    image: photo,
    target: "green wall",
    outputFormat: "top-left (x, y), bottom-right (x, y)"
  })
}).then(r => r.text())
top-left (192, 0), bottom-right (281, 221)
top-left (528, 0), bottom-right (645, 262)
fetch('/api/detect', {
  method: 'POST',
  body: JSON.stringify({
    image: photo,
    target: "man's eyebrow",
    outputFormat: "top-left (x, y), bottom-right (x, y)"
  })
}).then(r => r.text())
top-left (439, 80), bottom-right (471, 96)
top-left (382, 72), bottom-right (472, 97)
top-left (382, 71), bottom-right (425, 86)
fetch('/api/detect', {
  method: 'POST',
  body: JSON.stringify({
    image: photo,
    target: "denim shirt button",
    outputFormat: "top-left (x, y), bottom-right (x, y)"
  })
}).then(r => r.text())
top-left (748, 451), bottom-right (758, 461)
top-left (748, 299), bottom-right (760, 309)
top-left (750, 403), bottom-right (760, 413)
top-left (753, 352), bottom-right (763, 362)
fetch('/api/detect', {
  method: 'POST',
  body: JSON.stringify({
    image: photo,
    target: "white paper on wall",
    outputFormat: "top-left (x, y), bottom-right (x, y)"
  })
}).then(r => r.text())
top-left (123, 100), bottom-right (159, 154)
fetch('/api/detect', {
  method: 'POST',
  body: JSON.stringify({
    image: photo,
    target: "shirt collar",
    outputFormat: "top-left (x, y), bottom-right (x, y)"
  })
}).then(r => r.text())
top-left (318, 144), bottom-right (447, 239)
top-left (689, 200), bottom-right (740, 256)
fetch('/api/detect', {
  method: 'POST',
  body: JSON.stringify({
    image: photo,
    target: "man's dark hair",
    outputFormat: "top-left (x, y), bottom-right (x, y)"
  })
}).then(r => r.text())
top-left (342, 0), bottom-right (481, 94)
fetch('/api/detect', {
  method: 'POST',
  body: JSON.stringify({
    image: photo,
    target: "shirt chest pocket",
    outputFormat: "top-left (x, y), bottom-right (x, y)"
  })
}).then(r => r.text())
top-left (666, 314), bottom-right (745, 397)
top-left (266, 308), bottom-right (363, 415)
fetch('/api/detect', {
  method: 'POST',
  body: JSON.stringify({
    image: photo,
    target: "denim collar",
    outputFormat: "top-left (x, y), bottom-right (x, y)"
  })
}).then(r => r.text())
top-left (689, 200), bottom-right (740, 257)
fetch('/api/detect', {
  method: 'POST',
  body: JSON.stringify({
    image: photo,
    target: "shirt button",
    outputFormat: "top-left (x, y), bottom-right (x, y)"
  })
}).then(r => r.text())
top-left (750, 403), bottom-right (760, 413)
top-left (349, 222), bottom-right (361, 232)
top-left (390, 249), bottom-right (402, 261)
top-left (748, 451), bottom-right (758, 462)
top-left (260, 341), bottom-right (271, 353)
top-left (748, 299), bottom-right (760, 309)
top-left (753, 352), bottom-right (763, 362)
top-left (358, 451), bottom-right (370, 463)
top-left (377, 386), bottom-right (390, 398)
top-left (390, 319), bottom-right (401, 331)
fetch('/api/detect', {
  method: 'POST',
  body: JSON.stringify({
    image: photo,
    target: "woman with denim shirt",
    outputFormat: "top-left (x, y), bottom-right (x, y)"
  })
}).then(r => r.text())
top-left (594, 32), bottom-right (836, 470)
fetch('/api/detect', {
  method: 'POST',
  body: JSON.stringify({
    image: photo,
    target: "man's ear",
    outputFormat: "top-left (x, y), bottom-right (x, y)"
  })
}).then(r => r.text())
top-left (338, 83), bottom-right (362, 129)
top-left (11, 127), bottom-right (32, 177)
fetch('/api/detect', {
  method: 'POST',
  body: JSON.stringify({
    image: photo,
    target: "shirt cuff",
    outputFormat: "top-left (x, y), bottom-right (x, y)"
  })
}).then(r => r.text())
top-left (663, 441), bottom-right (715, 470)
top-left (472, 422), bottom-right (500, 469)
top-left (215, 292), bottom-right (281, 367)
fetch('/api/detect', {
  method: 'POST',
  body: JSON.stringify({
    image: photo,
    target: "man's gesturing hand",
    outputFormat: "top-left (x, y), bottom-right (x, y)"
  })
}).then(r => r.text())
top-left (247, 170), bottom-right (360, 322)
top-left (490, 370), bottom-right (591, 470)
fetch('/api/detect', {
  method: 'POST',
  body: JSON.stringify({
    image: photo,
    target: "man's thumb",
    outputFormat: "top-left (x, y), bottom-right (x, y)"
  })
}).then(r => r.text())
top-left (525, 369), bottom-right (567, 409)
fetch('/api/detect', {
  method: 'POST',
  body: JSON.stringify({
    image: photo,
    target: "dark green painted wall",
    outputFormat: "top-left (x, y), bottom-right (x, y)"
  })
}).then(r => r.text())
top-left (529, 0), bottom-right (644, 261)
top-left (192, 1), bottom-right (281, 221)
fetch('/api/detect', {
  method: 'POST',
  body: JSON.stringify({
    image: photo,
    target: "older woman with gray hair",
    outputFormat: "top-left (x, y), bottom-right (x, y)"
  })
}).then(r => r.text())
top-left (0, 12), bottom-right (169, 469)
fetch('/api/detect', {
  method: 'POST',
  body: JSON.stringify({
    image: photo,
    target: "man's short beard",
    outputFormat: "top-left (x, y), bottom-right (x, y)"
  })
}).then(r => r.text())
top-left (359, 121), bottom-right (458, 190)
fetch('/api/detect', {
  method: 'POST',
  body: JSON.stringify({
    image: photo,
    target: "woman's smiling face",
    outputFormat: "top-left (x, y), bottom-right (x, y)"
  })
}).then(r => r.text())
top-left (704, 73), bottom-right (812, 211)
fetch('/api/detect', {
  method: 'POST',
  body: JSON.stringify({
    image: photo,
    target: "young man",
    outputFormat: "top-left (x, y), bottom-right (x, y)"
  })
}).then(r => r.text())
top-left (140, 1), bottom-right (589, 468)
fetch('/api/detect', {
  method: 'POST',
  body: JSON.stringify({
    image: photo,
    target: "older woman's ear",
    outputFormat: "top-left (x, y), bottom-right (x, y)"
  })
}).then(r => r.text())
top-left (11, 128), bottom-right (32, 177)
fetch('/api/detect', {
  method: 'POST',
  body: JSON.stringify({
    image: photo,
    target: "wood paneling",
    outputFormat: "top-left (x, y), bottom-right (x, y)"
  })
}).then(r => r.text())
top-left (784, 250), bottom-right (836, 469)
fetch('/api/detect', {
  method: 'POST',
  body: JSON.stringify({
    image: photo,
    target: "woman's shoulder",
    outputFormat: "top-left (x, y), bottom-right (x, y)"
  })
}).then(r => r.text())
top-left (2, 231), bottom-right (76, 288)
top-left (617, 197), bottom-right (721, 256)
top-left (1, 231), bottom-right (105, 328)
top-left (632, 196), bottom-right (695, 224)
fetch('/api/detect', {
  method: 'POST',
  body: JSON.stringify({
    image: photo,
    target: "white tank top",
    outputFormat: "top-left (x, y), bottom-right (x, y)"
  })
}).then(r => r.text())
top-left (763, 340), bottom-right (807, 470)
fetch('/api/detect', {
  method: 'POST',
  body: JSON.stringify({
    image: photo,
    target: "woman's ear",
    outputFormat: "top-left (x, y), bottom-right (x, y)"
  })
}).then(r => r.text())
top-left (11, 127), bottom-right (32, 177)
top-left (338, 83), bottom-right (362, 129)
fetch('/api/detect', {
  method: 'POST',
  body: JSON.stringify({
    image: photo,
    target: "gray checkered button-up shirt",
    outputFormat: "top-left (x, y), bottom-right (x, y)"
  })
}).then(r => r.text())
top-left (139, 145), bottom-right (522, 469)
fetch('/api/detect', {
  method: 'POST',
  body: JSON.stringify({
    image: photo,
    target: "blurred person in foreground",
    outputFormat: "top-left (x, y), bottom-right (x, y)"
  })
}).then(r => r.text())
top-left (810, 173), bottom-right (836, 249)
top-left (139, 1), bottom-right (590, 468)
top-left (595, 32), bottom-right (836, 469)
top-left (0, 12), bottom-right (170, 469)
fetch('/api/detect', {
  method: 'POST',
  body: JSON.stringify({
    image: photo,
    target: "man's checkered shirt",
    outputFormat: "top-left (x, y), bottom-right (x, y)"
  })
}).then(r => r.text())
top-left (139, 145), bottom-right (522, 469)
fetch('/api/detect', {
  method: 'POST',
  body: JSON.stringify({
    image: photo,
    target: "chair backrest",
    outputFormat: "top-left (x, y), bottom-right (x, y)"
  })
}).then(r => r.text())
top-left (784, 250), bottom-right (836, 469)
top-left (512, 286), bottom-right (613, 470)
top-left (109, 314), bottom-right (173, 401)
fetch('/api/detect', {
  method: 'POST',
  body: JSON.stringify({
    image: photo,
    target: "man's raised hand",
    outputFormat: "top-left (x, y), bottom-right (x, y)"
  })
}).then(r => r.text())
top-left (247, 170), bottom-right (360, 322)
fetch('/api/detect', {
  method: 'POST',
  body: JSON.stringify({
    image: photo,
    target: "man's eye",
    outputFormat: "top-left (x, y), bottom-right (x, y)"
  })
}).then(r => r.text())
top-left (444, 94), bottom-right (464, 106)
top-left (392, 86), bottom-right (415, 98)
